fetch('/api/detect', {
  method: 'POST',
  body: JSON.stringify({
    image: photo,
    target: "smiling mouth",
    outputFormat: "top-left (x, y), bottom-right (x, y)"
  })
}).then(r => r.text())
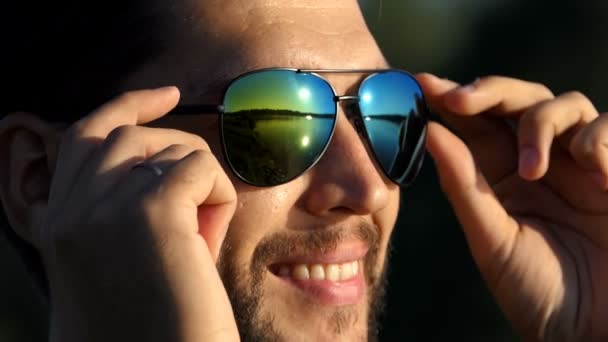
top-left (265, 243), bottom-right (368, 306)
top-left (269, 260), bottom-right (361, 281)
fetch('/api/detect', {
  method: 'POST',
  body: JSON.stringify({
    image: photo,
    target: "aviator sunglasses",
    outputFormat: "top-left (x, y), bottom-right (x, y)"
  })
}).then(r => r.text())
top-left (169, 68), bottom-right (430, 187)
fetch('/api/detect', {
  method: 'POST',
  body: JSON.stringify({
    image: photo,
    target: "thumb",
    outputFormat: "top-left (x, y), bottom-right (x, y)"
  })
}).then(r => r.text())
top-left (426, 121), bottom-right (518, 271)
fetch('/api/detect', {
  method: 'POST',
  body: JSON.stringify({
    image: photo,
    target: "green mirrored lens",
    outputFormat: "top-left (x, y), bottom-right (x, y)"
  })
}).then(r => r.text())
top-left (358, 71), bottom-right (428, 185)
top-left (222, 70), bottom-right (336, 186)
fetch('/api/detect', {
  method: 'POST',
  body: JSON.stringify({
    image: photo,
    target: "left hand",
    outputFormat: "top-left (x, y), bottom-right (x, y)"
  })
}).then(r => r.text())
top-left (418, 73), bottom-right (608, 341)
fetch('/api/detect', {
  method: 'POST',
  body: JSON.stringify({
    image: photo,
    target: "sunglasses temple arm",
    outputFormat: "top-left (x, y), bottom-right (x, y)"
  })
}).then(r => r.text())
top-left (38, 104), bottom-right (224, 123)
top-left (168, 104), bottom-right (225, 115)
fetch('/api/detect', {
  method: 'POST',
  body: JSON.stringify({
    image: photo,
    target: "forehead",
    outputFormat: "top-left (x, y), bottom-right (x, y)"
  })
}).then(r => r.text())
top-left (120, 0), bottom-right (388, 102)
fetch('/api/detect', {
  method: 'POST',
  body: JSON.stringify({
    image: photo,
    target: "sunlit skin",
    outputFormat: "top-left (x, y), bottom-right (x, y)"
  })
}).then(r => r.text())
top-left (130, 2), bottom-right (399, 340)
top-left (1, 0), bottom-right (608, 341)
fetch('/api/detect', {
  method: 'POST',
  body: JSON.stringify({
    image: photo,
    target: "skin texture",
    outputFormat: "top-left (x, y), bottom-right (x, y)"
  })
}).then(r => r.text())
top-left (119, 2), bottom-right (397, 341)
top-left (1, 0), bottom-right (608, 341)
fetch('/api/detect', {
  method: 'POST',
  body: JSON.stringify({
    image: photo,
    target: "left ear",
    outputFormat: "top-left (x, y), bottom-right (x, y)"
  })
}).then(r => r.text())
top-left (0, 112), bottom-right (60, 249)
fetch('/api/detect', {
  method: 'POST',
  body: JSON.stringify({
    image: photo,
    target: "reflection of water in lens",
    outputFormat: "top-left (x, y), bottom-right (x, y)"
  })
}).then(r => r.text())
top-left (301, 136), bottom-right (310, 147)
top-left (223, 109), bottom-right (333, 185)
top-left (359, 71), bottom-right (428, 185)
top-left (221, 69), bottom-right (337, 185)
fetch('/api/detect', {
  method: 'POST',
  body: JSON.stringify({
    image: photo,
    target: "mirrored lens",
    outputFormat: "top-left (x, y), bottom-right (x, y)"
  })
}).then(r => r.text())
top-left (222, 70), bottom-right (336, 186)
top-left (358, 71), bottom-right (428, 185)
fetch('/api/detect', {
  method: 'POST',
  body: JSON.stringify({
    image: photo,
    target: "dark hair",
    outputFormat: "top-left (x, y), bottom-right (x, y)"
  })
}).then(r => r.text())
top-left (1, 1), bottom-right (171, 299)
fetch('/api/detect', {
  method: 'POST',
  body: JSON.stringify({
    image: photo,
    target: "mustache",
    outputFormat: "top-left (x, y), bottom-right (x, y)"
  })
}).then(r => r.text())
top-left (250, 221), bottom-right (380, 276)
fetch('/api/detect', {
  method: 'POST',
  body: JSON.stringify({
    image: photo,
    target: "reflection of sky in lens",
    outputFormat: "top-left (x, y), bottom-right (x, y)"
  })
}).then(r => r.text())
top-left (224, 70), bottom-right (335, 114)
top-left (359, 71), bottom-right (422, 115)
top-left (359, 71), bottom-right (424, 180)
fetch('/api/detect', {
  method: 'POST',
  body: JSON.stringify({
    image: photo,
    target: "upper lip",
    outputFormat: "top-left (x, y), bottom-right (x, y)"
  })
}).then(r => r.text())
top-left (268, 240), bottom-right (369, 266)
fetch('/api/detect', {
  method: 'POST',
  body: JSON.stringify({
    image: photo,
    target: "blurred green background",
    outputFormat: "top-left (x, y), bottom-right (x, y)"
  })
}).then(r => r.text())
top-left (2, 0), bottom-right (608, 341)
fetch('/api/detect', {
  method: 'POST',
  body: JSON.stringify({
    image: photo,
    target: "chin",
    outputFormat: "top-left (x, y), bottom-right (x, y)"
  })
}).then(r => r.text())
top-left (258, 293), bottom-right (369, 342)
top-left (218, 222), bottom-right (388, 342)
top-left (244, 264), bottom-right (372, 341)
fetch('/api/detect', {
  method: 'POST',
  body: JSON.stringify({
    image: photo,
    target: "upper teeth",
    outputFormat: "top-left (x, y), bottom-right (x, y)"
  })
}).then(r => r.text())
top-left (277, 260), bottom-right (360, 281)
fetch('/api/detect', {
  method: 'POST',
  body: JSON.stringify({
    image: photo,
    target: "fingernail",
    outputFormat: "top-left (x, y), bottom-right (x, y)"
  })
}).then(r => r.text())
top-left (590, 171), bottom-right (608, 189)
top-left (518, 147), bottom-right (539, 179)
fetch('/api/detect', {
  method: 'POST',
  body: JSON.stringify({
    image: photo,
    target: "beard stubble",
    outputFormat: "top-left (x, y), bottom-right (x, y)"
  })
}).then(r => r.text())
top-left (217, 221), bottom-right (390, 342)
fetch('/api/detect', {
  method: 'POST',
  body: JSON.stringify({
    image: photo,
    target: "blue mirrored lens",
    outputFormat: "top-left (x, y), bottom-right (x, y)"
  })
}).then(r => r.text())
top-left (222, 70), bottom-right (336, 186)
top-left (358, 71), bottom-right (428, 185)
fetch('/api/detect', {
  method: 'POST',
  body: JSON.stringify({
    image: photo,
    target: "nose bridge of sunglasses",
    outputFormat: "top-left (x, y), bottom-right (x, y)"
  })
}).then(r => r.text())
top-left (334, 96), bottom-right (366, 136)
top-left (334, 95), bottom-right (360, 101)
top-left (335, 94), bottom-right (360, 116)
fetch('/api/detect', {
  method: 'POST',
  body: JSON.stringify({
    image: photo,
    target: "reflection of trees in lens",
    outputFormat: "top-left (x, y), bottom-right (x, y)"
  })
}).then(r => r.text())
top-left (223, 109), bottom-right (333, 185)
top-left (365, 114), bottom-right (407, 172)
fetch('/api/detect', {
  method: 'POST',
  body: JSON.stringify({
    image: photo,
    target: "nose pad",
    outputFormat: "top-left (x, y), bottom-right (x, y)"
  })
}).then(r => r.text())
top-left (338, 100), bottom-right (387, 180)
top-left (343, 101), bottom-right (366, 137)
top-left (353, 116), bottom-right (364, 136)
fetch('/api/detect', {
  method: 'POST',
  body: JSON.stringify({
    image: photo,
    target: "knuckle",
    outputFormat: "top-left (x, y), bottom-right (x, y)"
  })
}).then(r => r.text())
top-left (160, 128), bottom-right (210, 151)
top-left (193, 135), bottom-right (210, 150)
top-left (563, 90), bottom-right (586, 101)
top-left (189, 149), bottom-right (218, 169)
top-left (180, 150), bottom-right (215, 182)
top-left (574, 130), bottom-right (607, 157)
top-left (520, 104), bottom-right (551, 127)
top-left (108, 124), bottom-right (139, 139)
top-left (477, 75), bottom-right (502, 84)
top-left (563, 90), bottom-right (593, 108)
top-left (115, 90), bottom-right (140, 108)
top-left (587, 134), bottom-right (608, 154)
top-left (63, 120), bottom-right (88, 143)
top-left (532, 104), bottom-right (555, 123)
top-left (176, 129), bottom-right (210, 150)
top-left (531, 82), bottom-right (554, 98)
top-left (189, 148), bottom-right (211, 161)
top-left (106, 125), bottom-right (140, 145)
top-left (164, 143), bottom-right (186, 153)
top-left (163, 144), bottom-right (193, 157)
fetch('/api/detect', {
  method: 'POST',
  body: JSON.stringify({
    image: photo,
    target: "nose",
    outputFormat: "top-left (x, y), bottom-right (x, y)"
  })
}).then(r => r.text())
top-left (300, 109), bottom-right (392, 216)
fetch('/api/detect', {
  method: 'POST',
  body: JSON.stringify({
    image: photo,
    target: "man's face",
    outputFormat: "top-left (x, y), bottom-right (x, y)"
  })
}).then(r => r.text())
top-left (120, 1), bottom-right (400, 340)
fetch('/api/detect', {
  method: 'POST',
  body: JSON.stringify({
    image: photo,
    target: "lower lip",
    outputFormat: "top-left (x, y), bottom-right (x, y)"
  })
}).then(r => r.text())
top-left (273, 269), bottom-right (365, 306)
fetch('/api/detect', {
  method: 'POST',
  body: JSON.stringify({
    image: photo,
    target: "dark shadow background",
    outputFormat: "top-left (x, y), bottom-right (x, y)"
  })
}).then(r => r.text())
top-left (2, 0), bottom-right (608, 341)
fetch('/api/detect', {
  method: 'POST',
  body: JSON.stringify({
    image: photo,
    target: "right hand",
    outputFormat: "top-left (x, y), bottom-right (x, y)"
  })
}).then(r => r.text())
top-left (41, 87), bottom-right (239, 342)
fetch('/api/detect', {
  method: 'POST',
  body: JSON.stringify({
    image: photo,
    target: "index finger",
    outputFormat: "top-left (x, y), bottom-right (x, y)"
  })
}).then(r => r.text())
top-left (74, 86), bottom-right (180, 138)
top-left (442, 76), bottom-right (555, 116)
top-left (48, 86), bottom-right (180, 215)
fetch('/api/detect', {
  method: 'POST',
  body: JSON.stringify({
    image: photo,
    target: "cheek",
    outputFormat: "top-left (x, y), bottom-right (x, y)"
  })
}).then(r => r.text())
top-left (229, 186), bottom-right (293, 233)
top-left (382, 188), bottom-right (400, 235)
top-left (223, 185), bottom-right (298, 263)
top-left (374, 188), bottom-right (400, 265)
